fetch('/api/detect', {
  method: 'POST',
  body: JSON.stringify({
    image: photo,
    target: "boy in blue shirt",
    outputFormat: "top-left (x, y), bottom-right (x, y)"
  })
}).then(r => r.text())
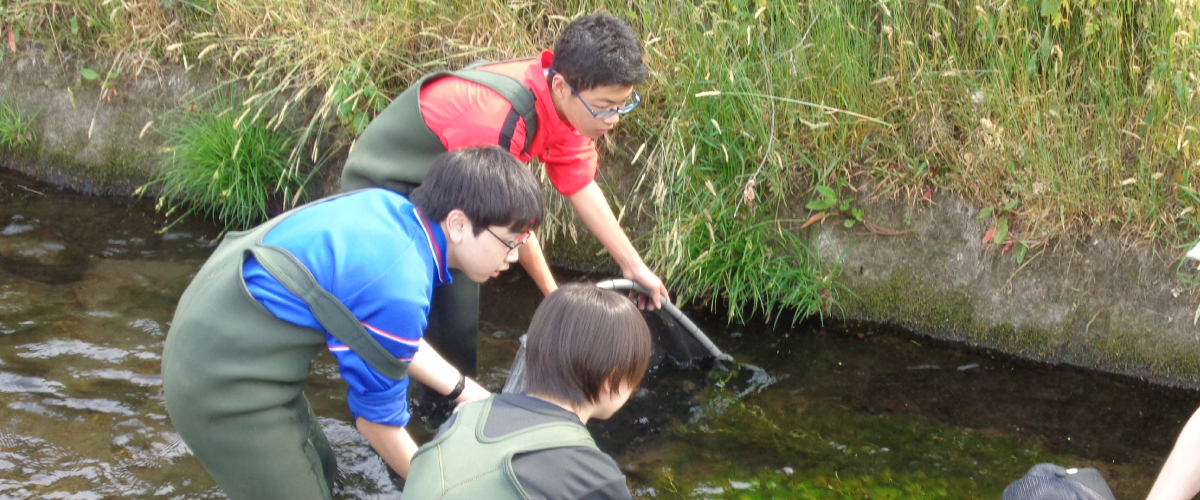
top-left (162, 146), bottom-right (544, 500)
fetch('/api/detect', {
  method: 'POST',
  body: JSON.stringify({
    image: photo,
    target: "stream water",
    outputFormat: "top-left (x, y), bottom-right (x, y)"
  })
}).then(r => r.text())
top-left (0, 168), bottom-right (1196, 499)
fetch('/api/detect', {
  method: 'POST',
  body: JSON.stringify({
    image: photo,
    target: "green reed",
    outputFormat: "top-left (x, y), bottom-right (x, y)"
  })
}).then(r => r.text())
top-left (140, 93), bottom-right (302, 230)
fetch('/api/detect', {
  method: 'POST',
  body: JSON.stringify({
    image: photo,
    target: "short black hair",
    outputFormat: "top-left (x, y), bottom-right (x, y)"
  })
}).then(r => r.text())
top-left (408, 146), bottom-right (543, 235)
top-left (550, 12), bottom-right (649, 91)
top-left (524, 284), bottom-right (652, 407)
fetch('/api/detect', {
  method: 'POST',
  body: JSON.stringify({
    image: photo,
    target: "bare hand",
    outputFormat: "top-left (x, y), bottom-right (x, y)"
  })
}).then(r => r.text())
top-left (623, 265), bottom-right (670, 311)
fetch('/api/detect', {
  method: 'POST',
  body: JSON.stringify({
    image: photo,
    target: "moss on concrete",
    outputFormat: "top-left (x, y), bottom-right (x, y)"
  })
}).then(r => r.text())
top-left (836, 262), bottom-right (1200, 387)
top-left (841, 266), bottom-right (976, 338)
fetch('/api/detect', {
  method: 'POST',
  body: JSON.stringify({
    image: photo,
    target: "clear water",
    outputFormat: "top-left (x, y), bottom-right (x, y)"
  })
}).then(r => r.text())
top-left (0, 169), bottom-right (1195, 499)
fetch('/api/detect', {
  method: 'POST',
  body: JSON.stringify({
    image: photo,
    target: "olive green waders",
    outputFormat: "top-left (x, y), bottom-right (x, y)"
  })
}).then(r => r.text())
top-left (162, 199), bottom-right (412, 500)
top-left (340, 61), bottom-right (539, 378)
top-left (403, 396), bottom-right (599, 500)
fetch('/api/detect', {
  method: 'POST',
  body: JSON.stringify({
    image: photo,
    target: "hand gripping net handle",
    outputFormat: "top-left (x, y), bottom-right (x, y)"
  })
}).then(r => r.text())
top-left (595, 279), bottom-right (732, 362)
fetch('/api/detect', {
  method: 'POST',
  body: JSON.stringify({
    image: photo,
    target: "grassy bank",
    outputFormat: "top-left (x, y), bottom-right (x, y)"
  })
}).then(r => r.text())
top-left (4, 0), bottom-right (1198, 319)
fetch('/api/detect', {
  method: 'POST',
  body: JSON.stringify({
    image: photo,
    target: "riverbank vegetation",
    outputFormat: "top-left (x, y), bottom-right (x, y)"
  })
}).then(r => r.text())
top-left (4, 0), bottom-right (1198, 319)
top-left (0, 100), bottom-right (36, 150)
top-left (136, 91), bottom-right (305, 230)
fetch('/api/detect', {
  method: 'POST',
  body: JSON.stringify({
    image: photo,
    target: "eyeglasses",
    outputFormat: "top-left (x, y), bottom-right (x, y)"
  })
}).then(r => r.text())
top-left (553, 71), bottom-right (641, 120)
top-left (486, 228), bottom-right (531, 252)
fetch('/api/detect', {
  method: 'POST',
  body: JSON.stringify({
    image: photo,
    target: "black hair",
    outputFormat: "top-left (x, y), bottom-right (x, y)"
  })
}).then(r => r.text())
top-left (549, 12), bottom-right (649, 91)
top-left (408, 146), bottom-right (543, 235)
top-left (524, 283), bottom-right (652, 407)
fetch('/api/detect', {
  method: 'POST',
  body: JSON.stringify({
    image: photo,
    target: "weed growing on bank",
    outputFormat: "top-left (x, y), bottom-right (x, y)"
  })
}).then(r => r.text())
top-left (0, 101), bottom-right (37, 150)
top-left (140, 93), bottom-right (303, 230)
top-left (8, 0), bottom-right (1199, 318)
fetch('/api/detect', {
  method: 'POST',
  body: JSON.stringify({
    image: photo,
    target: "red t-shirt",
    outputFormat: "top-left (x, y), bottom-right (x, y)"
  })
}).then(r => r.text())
top-left (419, 51), bottom-right (598, 196)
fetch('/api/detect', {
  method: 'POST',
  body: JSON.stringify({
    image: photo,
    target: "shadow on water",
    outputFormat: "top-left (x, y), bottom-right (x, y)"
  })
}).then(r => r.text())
top-left (0, 168), bottom-right (1195, 499)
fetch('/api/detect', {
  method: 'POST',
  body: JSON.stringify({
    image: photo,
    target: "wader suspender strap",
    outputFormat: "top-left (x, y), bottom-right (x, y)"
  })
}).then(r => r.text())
top-left (443, 66), bottom-right (539, 156)
top-left (247, 244), bottom-right (410, 381)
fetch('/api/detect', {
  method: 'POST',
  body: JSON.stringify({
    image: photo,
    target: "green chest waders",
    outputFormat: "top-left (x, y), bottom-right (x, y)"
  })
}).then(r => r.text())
top-left (339, 61), bottom-right (540, 379)
top-left (162, 197), bottom-right (412, 500)
top-left (403, 396), bottom-right (599, 500)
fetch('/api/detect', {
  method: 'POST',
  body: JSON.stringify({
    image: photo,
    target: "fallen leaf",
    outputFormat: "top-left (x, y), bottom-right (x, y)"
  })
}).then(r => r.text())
top-left (6, 24), bottom-right (15, 53)
top-left (982, 226), bottom-right (996, 245)
top-left (922, 187), bottom-right (933, 200)
top-left (1001, 241), bottom-right (1014, 255)
top-left (742, 179), bottom-right (757, 205)
top-left (994, 216), bottom-right (1010, 245)
top-left (800, 212), bottom-right (826, 229)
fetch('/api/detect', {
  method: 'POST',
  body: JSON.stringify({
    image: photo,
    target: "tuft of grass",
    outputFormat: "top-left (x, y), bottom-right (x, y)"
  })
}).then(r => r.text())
top-left (141, 94), bottom-right (304, 231)
top-left (0, 101), bottom-right (38, 150)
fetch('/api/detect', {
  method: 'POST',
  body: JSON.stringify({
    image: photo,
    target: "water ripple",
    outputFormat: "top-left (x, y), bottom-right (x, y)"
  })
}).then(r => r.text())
top-left (0, 436), bottom-right (151, 499)
top-left (0, 372), bottom-right (64, 394)
top-left (3, 223), bottom-right (33, 236)
top-left (320, 417), bottom-right (400, 499)
top-left (128, 318), bottom-right (164, 337)
top-left (42, 397), bottom-right (137, 416)
top-left (17, 340), bottom-right (129, 363)
top-left (73, 369), bottom-right (162, 387)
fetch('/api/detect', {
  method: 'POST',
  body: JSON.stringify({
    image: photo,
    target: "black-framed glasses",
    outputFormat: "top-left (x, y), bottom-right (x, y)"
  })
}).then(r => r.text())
top-left (553, 71), bottom-right (641, 120)
top-left (486, 228), bottom-right (531, 252)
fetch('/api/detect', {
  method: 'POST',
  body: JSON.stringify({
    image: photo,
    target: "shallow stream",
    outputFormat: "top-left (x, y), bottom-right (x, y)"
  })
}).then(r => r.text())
top-left (0, 169), bottom-right (1195, 499)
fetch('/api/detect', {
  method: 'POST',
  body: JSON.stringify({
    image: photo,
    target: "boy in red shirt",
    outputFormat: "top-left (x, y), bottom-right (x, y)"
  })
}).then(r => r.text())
top-left (342, 13), bottom-right (668, 378)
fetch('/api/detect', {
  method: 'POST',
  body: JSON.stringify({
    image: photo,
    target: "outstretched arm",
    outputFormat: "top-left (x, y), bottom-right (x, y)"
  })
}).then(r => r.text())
top-left (1147, 406), bottom-right (1200, 500)
top-left (518, 232), bottom-right (558, 296)
top-left (358, 339), bottom-right (489, 477)
top-left (356, 418), bottom-right (419, 477)
top-left (567, 180), bottom-right (669, 310)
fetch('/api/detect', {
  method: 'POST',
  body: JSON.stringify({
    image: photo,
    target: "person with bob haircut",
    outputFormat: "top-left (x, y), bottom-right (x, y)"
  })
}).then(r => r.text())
top-left (161, 146), bottom-right (544, 500)
top-left (341, 12), bottom-right (669, 386)
top-left (403, 283), bottom-right (652, 500)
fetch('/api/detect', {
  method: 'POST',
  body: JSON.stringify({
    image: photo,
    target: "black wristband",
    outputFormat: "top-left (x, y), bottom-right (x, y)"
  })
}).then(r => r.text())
top-left (445, 373), bottom-right (466, 400)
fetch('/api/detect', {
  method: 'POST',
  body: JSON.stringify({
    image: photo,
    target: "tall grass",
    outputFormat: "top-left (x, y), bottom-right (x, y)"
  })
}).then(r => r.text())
top-left (141, 93), bottom-right (302, 230)
top-left (8, 0), bottom-right (1199, 319)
